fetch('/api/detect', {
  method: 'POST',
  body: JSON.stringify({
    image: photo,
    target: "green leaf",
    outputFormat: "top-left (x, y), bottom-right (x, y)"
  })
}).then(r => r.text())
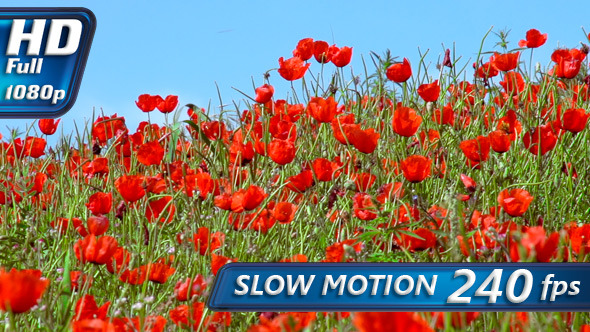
top-left (396, 229), bottom-right (425, 241)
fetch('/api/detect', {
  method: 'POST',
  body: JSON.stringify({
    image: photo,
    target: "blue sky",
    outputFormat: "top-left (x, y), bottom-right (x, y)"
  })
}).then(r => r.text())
top-left (2, 0), bottom-right (590, 139)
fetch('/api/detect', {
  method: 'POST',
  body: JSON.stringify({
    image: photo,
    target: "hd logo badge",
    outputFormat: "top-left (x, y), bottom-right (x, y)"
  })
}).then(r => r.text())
top-left (0, 8), bottom-right (95, 118)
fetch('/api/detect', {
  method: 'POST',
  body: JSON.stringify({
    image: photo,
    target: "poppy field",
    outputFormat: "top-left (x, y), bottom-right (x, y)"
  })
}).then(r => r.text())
top-left (1, 29), bottom-right (590, 331)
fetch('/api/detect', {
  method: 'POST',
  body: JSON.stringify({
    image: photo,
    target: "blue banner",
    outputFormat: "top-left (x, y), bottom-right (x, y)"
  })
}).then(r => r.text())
top-left (207, 263), bottom-right (590, 311)
top-left (0, 8), bottom-right (95, 117)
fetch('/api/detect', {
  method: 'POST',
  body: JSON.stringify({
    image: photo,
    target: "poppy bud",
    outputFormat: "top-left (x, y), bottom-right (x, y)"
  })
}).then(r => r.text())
top-left (443, 49), bottom-right (452, 68)
top-left (92, 141), bottom-right (101, 155)
top-left (581, 43), bottom-right (589, 55)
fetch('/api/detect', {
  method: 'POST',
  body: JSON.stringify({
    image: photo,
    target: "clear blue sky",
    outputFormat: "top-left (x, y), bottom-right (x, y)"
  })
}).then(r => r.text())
top-left (2, 0), bottom-right (590, 138)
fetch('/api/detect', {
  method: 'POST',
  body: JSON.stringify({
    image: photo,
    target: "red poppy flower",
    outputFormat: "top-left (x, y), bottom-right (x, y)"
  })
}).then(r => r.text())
top-left (119, 266), bottom-right (147, 285)
top-left (551, 48), bottom-right (586, 79)
top-left (269, 116), bottom-right (297, 141)
top-left (72, 319), bottom-right (115, 332)
top-left (249, 208), bottom-right (277, 234)
top-left (135, 94), bottom-right (160, 112)
top-left (156, 95), bottom-right (178, 113)
top-left (569, 224), bottom-right (590, 255)
top-left (174, 275), bottom-right (207, 301)
top-left (91, 114), bottom-right (127, 145)
top-left (523, 124), bottom-right (558, 155)
top-left (230, 185), bottom-right (267, 213)
top-left (273, 202), bottom-right (297, 224)
top-left (561, 108), bottom-right (589, 133)
top-left (488, 129), bottom-right (511, 153)
top-left (214, 193), bottom-right (232, 210)
top-left (353, 192), bottom-right (378, 220)
top-left (311, 158), bottom-right (339, 182)
top-left (200, 120), bottom-right (228, 141)
top-left (169, 303), bottom-right (201, 330)
top-left (147, 259), bottom-right (176, 284)
top-left (229, 140), bottom-right (255, 166)
top-left (392, 105), bottom-right (422, 137)
top-left (331, 113), bottom-right (356, 144)
top-left (0, 268), bottom-right (49, 313)
top-left (278, 56), bottom-right (310, 81)
top-left (499, 71), bottom-right (525, 94)
top-left (137, 140), bottom-right (164, 166)
top-left (324, 239), bottom-right (363, 262)
top-left (497, 109), bottom-right (522, 141)
top-left (51, 217), bottom-right (86, 236)
top-left (286, 170), bottom-right (314, 193)
top-left (417, 80), bottom-right (440, 102)
top-left (73, 295), bottom-right (110, 322)
top-left (38, 119), bottom-right (61, 135)
top-left (474, 61), bottom-right (499, 79)
top-left (115, 175), bottom-right (146, 202)
top-left (498, 188), bottom-right (533, 217)
top-left (518, 29), bottom-right (548, 48)
top-left (348, 126), bottom-right (380, 154)
top-left (194, 172), bottom-right (220, 200)
top-left (328, 45), bottom-right (353, 67)
top-left (170, 302), bottom-right (229, 331)
top-left (23, 136), bottom-right (46, 158)
top-left (353, 312), bottom-right (433, 332)
top-left (106, 246), bottom-right (131, 274)
top-left (29, 172), bottom-right (47, 195)
top-left (400, 155), bottom-right (432, 183)
top-left (267, 139), bottom-right (296, 165)
top-left (376, 182), bottom-right (404, 203)
top-left (146, 196), bottom-right (176, 223)
top-left (74, 234), bottom-right (118, 265)
top-left (460, 174), bottom-right (477, 192)
top-left (398, 227), bottom-right (437, 251)
top-left (490, 52), bottom-right (520, 72)
top-left (192, 227), bottom-right (225, 255)
top-left (386, 58), bottom-right (412, 83)
top-left (431, 104), bottom-right (455, 126)
top-left (313, 40), bottom-right (330, 63)
top-left (86, 192), bottom-right (112, 215)
top-left (87, 215), bottom-right (110, 236)
top-left (70, 271), bottom-right (92, 291)
top-left (459, 136), bottom-right (491, 162)
top-left (145, 175), bottom-right (167, 194)
top-left (255, 84), bottom-right (274, 104)
top-left (353, 172), bottom-right (376, 192)
top-left (510, 226), bottom-right (559, 262)
top-left (293, 38), bottom-right (314, 61)
top-left (82, 157), bottom-right (109, 178)
top-left (562, 162), bottom-right (578, 179)
top-left (308, 96), bottom-right (338, 123)
top-left (211, 254), bottom-right (235, 276)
